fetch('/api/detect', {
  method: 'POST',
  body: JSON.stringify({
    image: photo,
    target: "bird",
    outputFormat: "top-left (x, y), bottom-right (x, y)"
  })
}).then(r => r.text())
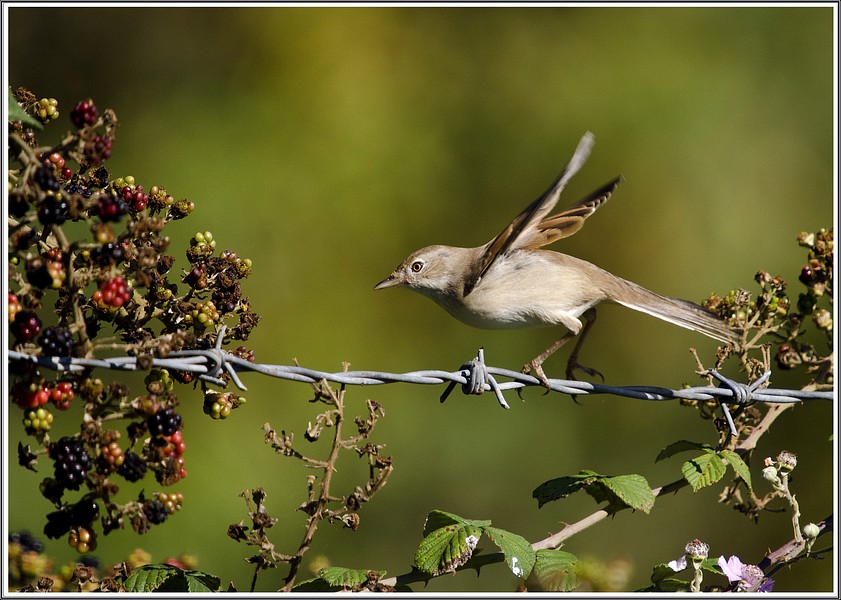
top-left (374, 132), bottom-right (737, 387)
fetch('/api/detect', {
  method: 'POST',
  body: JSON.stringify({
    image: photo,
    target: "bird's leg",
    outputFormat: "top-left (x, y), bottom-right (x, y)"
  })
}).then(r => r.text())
top-left (521, 308), bottom-right (604, 393)
top-left (565, 309), bottom-right (604, 382)
top-left (522, 331), bottom-right (576, 390)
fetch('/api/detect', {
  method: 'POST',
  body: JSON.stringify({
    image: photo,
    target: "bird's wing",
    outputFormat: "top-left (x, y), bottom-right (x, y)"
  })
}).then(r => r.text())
top-left (527, 175), bottom-right (622, 248)
top-left (464, 131), bottom-right (606, 296)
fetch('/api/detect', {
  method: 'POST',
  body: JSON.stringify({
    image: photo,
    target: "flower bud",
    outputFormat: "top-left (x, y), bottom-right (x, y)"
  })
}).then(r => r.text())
top-left (685, 538), bottom-right (709, 560)
top-left (802, 522), bottom-right (820, 541)
top-left (776, 450), bottom-right (797, 473)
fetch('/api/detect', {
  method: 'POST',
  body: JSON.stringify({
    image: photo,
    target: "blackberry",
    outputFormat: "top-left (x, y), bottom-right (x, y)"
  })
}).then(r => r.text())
top-left (117, 451), bottom-right (147, 482)
top-left (11, 311), bottom-right (42, 342)
top-left (25, 256), bottom-right (52, 289)
top-left (50, 436), bottom-right (92, 491)
top-left (32, 165), bottom-right (61, 192)
top-left (147, 407), bottom-right (182, 437)
top-left (9, 191), bottom-right (30, 217)
top-left (70, 99), bottom-right (98, 128)
top-left (90, 242), bottom-right (125, 266)
top-left (96, 193), bottom-right (128, 222)
top-left (37, 196), bottom-right (69, 225)
top-left (144, 499), bottom-right (168, 525)
top-left (40, 326), bottom-right (75, 357)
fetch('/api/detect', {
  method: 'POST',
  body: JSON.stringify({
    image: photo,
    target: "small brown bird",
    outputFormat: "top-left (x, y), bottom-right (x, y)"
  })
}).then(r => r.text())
top-left (374, 132), bottom-right (736, 385)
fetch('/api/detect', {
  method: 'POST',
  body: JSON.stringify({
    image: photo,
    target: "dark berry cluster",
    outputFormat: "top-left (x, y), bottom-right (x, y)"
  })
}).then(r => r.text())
top-left (117, 451), bottom-right (147, 482)
top-left (96, 193), bottom-right (128, 222)
top-left (144, 499), bottom-right (169, 525)
top-left (11, 311), bottom-right (42, 343)
top-left (147, 407), bottom-right (183, 437)
top-left (44, 498), bottom-right (99, 540)
top-left (90, 241), bottom-right (125, 266)
top-left (33, 165), bottom-right (61, 192)
top-left (70, 99), bottom-right (99, 128)
top-left (85, 134), bottom-right (113, 165)
top-left (36, 195), bottom-right (69, 225)
top-left (39, 326), bottom-right (75, 357)
top-left (50, 436), bottom-right (93, 491)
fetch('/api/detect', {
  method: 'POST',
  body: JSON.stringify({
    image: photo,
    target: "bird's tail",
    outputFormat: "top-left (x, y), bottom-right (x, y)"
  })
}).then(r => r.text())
top-left (604, 275), bottom-right (738, 344)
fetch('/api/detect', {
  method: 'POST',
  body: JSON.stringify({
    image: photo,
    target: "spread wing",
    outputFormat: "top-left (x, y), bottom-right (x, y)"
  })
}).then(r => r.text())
top-left (529, 175), bottom-right (622, 248)
top-left (463, 132), bottom-right (617, 296)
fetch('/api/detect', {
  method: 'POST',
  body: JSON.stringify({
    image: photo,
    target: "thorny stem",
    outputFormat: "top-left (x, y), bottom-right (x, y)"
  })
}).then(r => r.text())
top-left (279, 381), bottom-right (345, 592)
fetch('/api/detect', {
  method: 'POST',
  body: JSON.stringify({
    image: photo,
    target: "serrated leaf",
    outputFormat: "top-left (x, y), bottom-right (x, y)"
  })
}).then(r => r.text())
top-left (182, 571), bottom-right (221, 592)
top-left (414, 521), bottom-right (483, 575)
top-left (656, 440), bottom-right (710, 462)
top-left (293, 578), bottom-right (342, 592)
top-left (719, 449), bottom-right (753, 493)
top-left (8, 92), bottom-right (42, 130)
top-left (123, 565), bottom-right (179, 592)
top-left (532, 471), bottom-right (600, 508)
top-left (485, 527), bottom-right (536, 578)
top-left (594, 474), bottom-right (655, 514)
top-left (317, 566), bottom-right (384, 589)
top-left (682, 453), bottom-right (727, 491)
top-left (421, 509), bottom-right (491, 536)
top-left (651, 562), bottom-right (679, 583)
top-left (529, 549), bottom-right (578, 592)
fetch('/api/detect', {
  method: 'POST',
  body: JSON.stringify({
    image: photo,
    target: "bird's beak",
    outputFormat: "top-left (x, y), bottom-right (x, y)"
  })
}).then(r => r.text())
top-left (374, 273), bottom-right (403, 290)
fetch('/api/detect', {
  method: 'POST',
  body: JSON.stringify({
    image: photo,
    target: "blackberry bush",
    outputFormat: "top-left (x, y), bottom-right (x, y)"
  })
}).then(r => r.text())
top-left (8, 87), bottom-right (259, 557)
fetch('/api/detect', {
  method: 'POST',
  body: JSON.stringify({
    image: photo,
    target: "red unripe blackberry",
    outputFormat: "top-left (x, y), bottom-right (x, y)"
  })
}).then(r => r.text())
top-left (11, 311), bottom-right (42, 342)
top-left (70, 99), bottom-right (99, 128)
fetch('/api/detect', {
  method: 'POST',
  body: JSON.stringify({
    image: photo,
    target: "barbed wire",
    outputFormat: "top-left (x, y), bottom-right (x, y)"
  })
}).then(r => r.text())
top-left (8, 328), bottom-right (832, 431)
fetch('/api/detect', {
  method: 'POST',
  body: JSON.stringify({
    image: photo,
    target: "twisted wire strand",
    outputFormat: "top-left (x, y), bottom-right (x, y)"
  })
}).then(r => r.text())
top-left (8, 348), bottom-right (833, 409)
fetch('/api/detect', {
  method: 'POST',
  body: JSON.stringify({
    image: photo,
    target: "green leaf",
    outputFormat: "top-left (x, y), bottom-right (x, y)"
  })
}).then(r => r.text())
top-left (533, 471), bottom-right (600, 508)
top-left (644, 563), bottom-right (691, 592)
top-left (122, 565), bottom-right (220, 593)
top-left (719, 449), bottom-right (753, 493)
top-left (8, 91), bottom-right (42, 130)
top-left (421, 509), bottom-right (490, 537)
top-left (529, 550), bottom-right (578, 592)
top-left (485, 527), bottom-right (536, 578)
top-left (317, 567), bottom-right (385, 589)
top-left (592, 474), bottom-right (655, 514)
top-left (656, 440), bottom-right (711, 462)
top-left (414, 511), bottom-right (487, 575)
top-left (681, 453), bottom-right (727, 491)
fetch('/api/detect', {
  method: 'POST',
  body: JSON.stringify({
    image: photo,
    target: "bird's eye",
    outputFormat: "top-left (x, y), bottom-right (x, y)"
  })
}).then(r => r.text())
top-left (410, 260), bottom-right (424, 273)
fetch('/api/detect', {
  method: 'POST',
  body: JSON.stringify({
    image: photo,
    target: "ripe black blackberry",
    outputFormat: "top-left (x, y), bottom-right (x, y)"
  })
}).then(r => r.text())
top-left (144, 499), bottom-right (169, 525)
top-left (37, 196), bottom-right (69, 225)
top-left (50, 436), bottom-right (92, 491)
top-left (147, 407), bottom-right (182, 437)
top-left (90, 242), bottom-right (125, 266)
top-left (117, 451), bottom-right (147, 482)
top-left (32, 165), bottom-right (61, 192)
top-left (40, 326), bottom-right (75, 357)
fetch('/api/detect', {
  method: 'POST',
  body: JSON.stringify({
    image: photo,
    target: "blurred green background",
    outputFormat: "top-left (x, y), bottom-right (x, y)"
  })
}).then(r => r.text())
top-left (7, 6), bottom-right (834, 593)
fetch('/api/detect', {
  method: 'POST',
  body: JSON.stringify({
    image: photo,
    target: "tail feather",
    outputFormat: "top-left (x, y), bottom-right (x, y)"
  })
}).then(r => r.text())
top-left (606, 277), bottom-right (737, 344)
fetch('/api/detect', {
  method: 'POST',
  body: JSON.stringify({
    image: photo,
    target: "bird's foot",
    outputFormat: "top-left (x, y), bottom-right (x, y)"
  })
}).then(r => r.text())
top-left (520, 360), bottom-right (554, 396)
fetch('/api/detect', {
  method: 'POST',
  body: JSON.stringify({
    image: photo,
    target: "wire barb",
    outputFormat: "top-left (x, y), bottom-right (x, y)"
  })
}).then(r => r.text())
top-left (707, 369), bottom-right (772, 437)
